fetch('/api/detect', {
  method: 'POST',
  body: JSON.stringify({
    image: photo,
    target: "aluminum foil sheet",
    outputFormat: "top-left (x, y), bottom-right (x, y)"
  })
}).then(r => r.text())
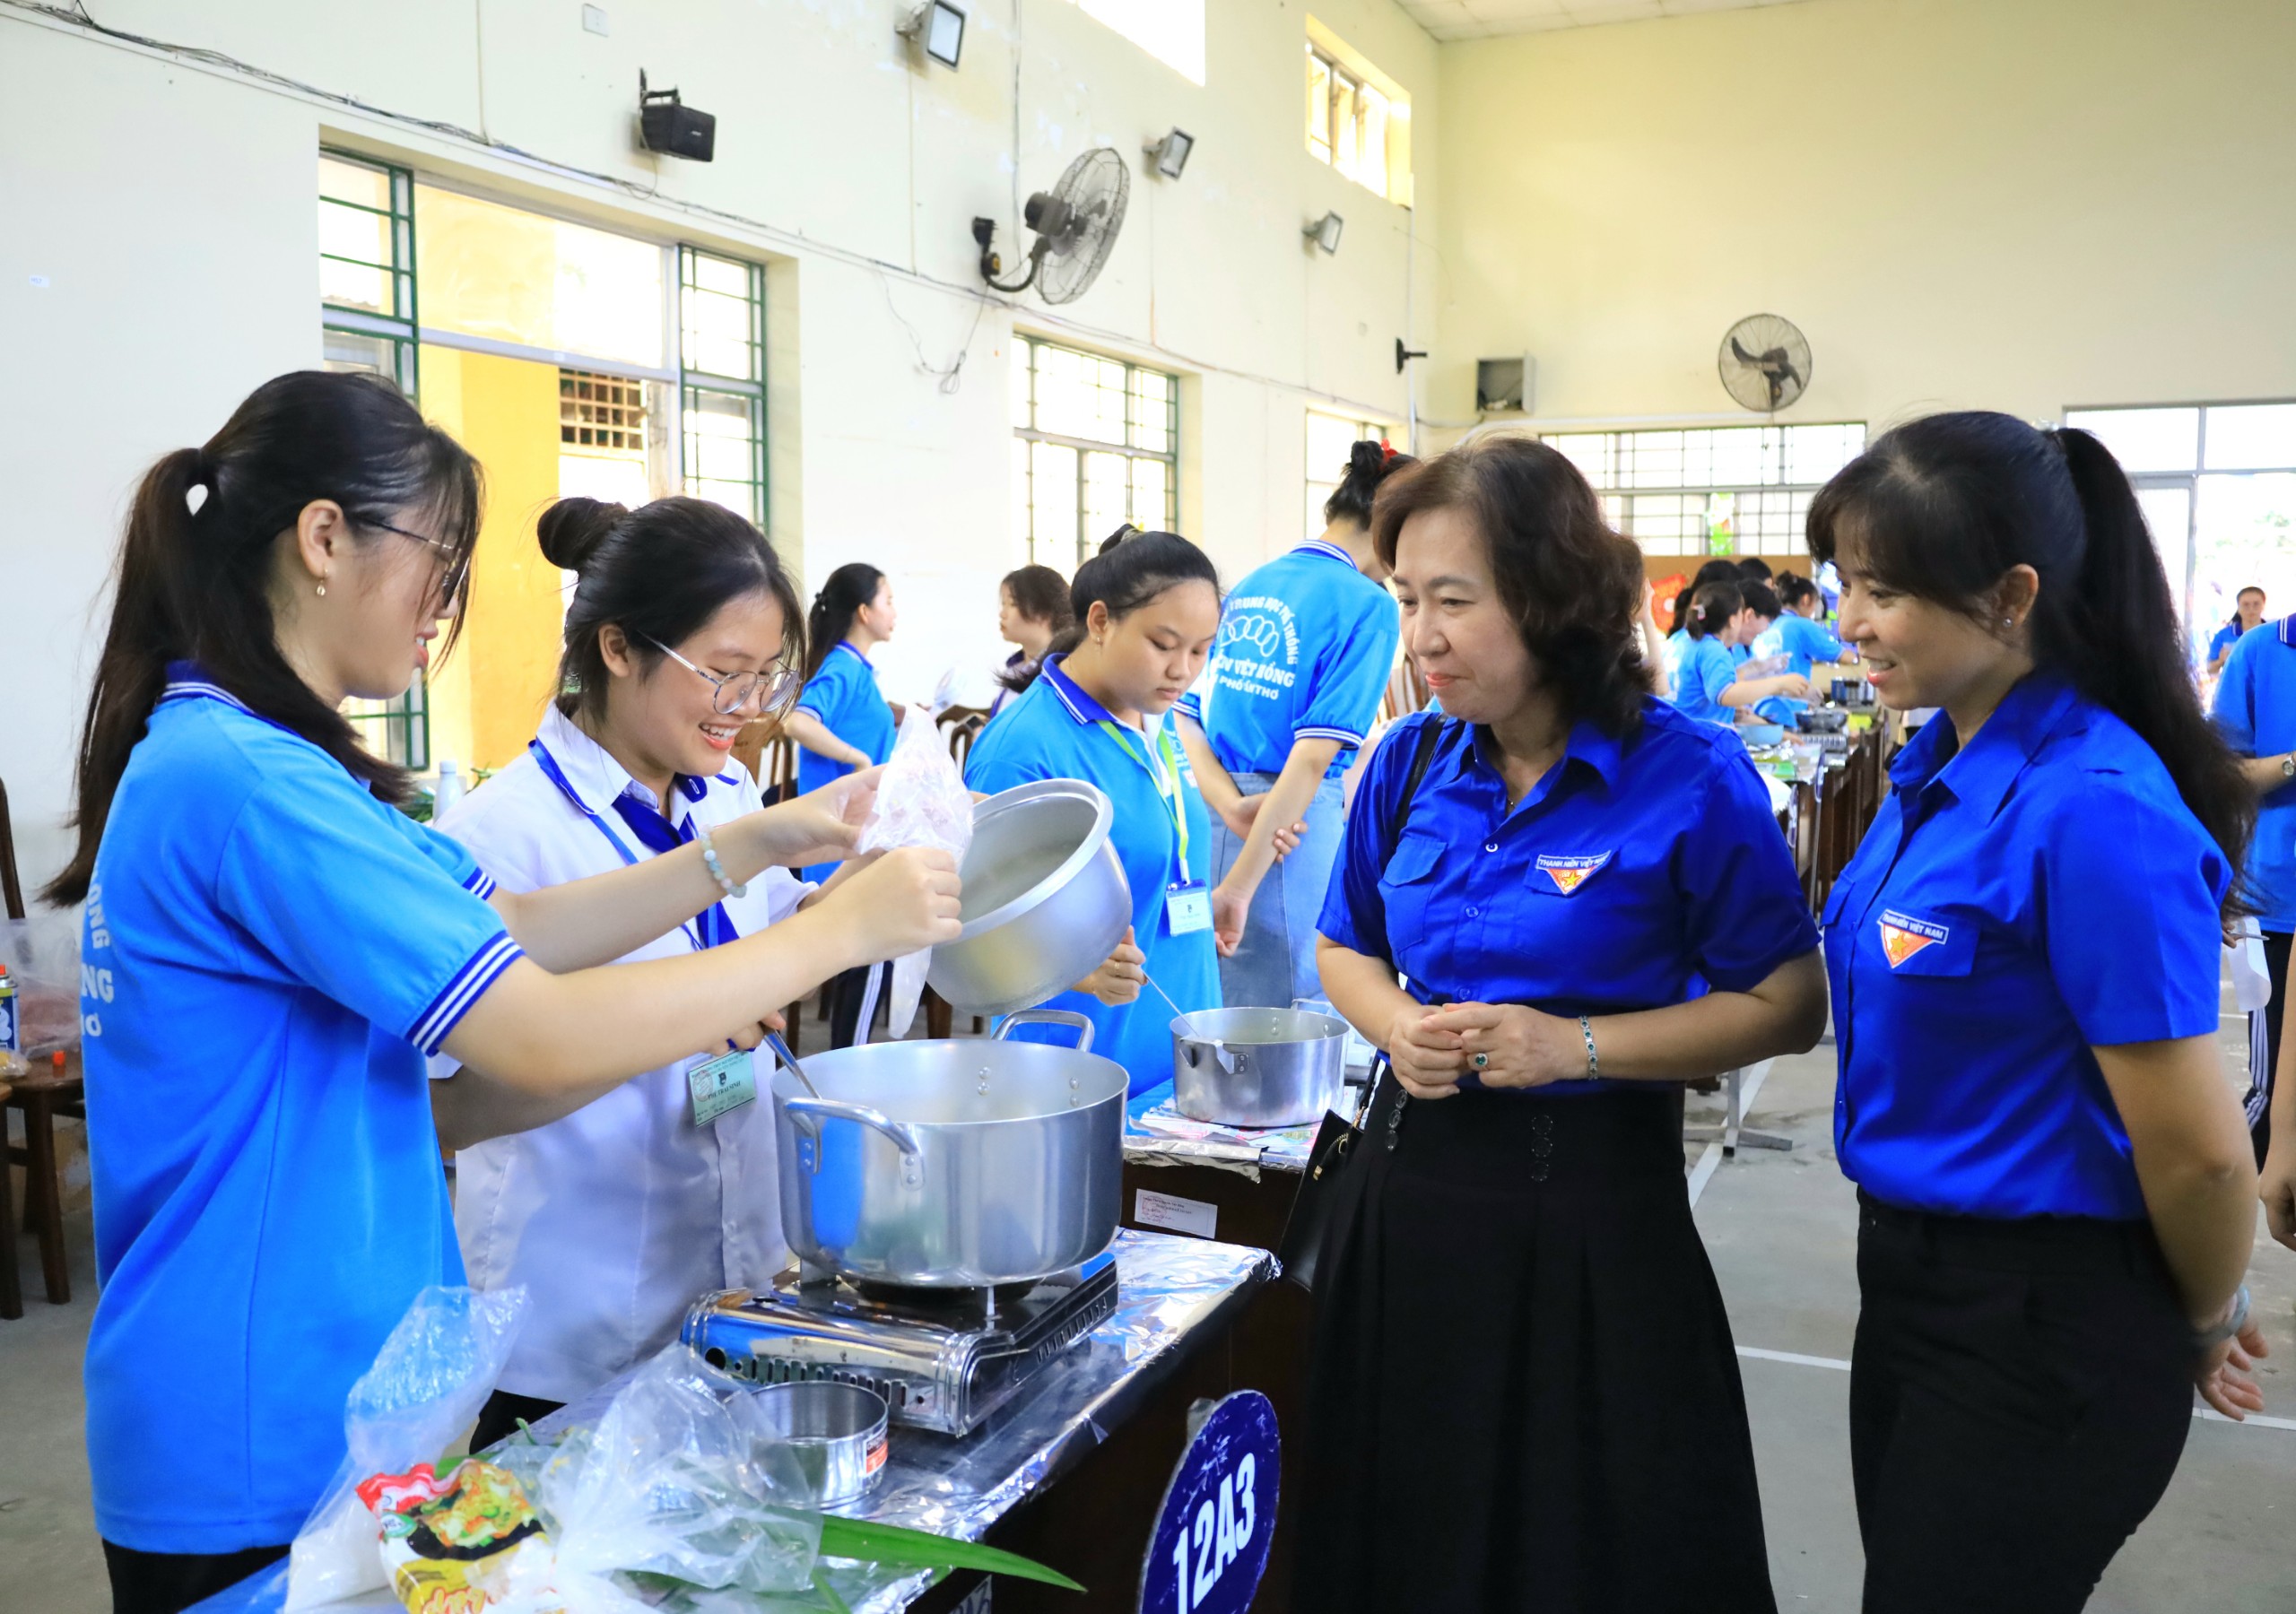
top-left (1124, 1080), bottom-right (1319, 1178)
top-left (194, 1228), bottom-right (1272, 1614)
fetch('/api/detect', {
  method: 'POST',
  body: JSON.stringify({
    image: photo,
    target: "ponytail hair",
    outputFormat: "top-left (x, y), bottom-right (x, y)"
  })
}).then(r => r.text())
top-left (1669, 560), bottom-right (1744, 634)
top-left (46, 370), bottom-right (480, 907)
top-left (1004, 525), bottom-right (1220, 697)
top-left (542, 495), bottom-right (804, 721)
top-left (1807, 411), bottom-right (2252, 888)
top-left (1776, 571), bottom-right (1820, 611)
top-left (1323, 438), bottom-right (1417, 529)
top-left (803, 562), bottom-right (885, 681)
top-left (1683, 580), bottom-right (1742, 640)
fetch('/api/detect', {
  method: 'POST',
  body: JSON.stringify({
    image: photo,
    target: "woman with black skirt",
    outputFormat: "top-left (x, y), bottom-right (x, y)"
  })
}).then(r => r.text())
top-left (1811, 413), bottom-right (2266, 1610)
top-left (1303, 437), bottom-right (1827, 1613)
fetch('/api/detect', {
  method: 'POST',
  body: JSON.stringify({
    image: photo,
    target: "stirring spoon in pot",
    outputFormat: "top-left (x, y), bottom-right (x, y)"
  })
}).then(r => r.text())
top-left (761, 1027), bottom-right (824, 1100)
top-left (1142, 972), bottom-right (1192, 1028)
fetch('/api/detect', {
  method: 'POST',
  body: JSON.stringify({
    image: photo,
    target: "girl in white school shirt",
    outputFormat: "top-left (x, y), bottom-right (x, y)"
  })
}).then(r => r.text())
top-left (436, 495), bottom-right (851, 1448)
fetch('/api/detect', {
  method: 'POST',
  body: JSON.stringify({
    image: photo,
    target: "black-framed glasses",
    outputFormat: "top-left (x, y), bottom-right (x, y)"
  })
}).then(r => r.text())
top-left (644, 635), bottom-right (799, 716)
top-left (365, 518), bottom-right (470, 603)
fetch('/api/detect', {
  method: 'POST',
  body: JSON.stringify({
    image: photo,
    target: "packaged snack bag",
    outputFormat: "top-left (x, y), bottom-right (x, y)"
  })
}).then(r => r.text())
top-left (358, 1458), bottom-right (558, 1614)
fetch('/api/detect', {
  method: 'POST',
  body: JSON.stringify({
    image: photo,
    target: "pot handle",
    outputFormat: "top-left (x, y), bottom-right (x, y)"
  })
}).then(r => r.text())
top-left (992, 1007), bottom-right (1096, 1054)
top-left (781, 1097), bottom-right (926, 1178)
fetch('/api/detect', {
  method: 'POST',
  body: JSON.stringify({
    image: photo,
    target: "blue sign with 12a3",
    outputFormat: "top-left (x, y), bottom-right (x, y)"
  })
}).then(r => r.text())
top-left (1139, 1390), bottom-right (1279, 1614)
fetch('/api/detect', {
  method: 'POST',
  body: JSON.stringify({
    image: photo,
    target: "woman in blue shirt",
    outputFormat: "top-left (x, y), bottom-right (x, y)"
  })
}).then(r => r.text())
top-left (966, 530), bottom-right (1224, 1093)
top-left (1302, 438), bottom-right (1827, 1613)
top-left (48, 374), bottom-right (960, 1614)
top-left (1756, 571), bottom-right (1848, 676)
top-left (988, 561), bottom-right (1073, 719)
top-left (1178, 439), bottom-right (1412, 1007)
top-left (783, 562), bottom-right (902, 1045)
top-left (1669, 578), bottom-right (1813, 726)
top-left (2206, 584), bottom-right (2266, 673)
top-left (1812, 412), bottom-right (2265, 1611)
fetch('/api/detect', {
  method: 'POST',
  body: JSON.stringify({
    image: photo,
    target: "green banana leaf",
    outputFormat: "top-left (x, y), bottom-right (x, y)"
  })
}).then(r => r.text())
top-left (815, 1517), bottom-right (1083, 1592)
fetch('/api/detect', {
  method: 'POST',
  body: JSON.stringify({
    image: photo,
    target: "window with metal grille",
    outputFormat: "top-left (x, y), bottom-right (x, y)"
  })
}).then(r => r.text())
top-left (1012, 336), bottom-right (1178, 570)
top-left (561, 369), bottom-right (648, 452)
top-left (1305, 411), bottom-right (1395, 542)
top-left (1542, 423), bottom-right (1867, 559)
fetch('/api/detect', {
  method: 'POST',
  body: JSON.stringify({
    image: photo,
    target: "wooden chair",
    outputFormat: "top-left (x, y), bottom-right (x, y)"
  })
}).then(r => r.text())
top-left (1, 776), bottom-right (87, 1308)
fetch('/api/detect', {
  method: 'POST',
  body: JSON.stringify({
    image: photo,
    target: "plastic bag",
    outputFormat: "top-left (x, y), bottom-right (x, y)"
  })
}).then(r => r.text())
top-left (2230, 916), bottom-right (2274, 1015)
top-left (2, 909), bottom-right (84, 1056)
top-left (287, 1285), bottom-right (530, 1610)
top-left (854, 706), bottom-right (975, 1037)
top-left (538, 1344), bottom-right (821, 1611)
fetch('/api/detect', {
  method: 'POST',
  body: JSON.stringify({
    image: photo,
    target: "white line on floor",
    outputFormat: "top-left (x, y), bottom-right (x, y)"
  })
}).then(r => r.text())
top-left (1735, 1346), bottom-right (2296, 1431)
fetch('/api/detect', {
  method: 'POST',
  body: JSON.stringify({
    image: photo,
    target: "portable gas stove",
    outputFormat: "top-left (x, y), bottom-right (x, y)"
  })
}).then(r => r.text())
top-left (682, 1250), bottom-right (1119, 1437)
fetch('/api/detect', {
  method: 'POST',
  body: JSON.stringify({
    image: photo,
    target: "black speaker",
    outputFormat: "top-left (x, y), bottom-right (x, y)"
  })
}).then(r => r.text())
top-left (639, 74), bottom-right (715, 162)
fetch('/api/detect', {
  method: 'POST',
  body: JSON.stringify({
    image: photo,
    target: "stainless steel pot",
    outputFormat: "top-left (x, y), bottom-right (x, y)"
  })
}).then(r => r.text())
top-left (1170, 1006), bottom-right (1351, 1129)
top-left (771, 1010), bottom-right (1126, 1288)
top-left (746, 1381), bottom-right (888, 1506)
top-left (925, 779), bottom-right (1133, 1017)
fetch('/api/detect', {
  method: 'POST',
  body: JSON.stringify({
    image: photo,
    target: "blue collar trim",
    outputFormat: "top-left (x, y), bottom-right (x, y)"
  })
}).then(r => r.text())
top-left (1293, 539), bottom-right (1359, 569)
top-left (158, 660), bottom-right (255, 715)
top-left (1890, 670), bottom-right (2083, 820)
top-left (1039, 653), bottom-right (1118, 726)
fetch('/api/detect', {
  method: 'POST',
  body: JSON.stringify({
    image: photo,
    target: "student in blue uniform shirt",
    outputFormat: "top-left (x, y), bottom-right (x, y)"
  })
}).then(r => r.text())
top-left (967, 530), bottom-right (1228, 1093)
top-left (1812, 412), bottom-right (2265, 1612)
top-left (1177, 439), bottom-right (1412, 1007)
top-left (49, 374), bottom-right (961, 1614)
top-left (2213, 605), bottom-right (2296, 1172)
top-left (784, 562), bottom-right (902, 1045)
top-left (2207, 584), bottom-right (2266, 673)
top-left (1301, 437), bottom-right (1827, 1614)
top-left (1754, 571), bottom-right (1848, 676)
top-left (1669, 579), bottom-right (1813, 726)
top-left (988, 562), bottom-right (1073, 720)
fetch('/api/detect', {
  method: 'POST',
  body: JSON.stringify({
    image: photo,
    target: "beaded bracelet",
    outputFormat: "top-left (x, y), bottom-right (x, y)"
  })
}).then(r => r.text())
top-left (693, 820), bottom-right (747, 899)
top-left (1578, 1015), bottom-right (1600, 1080)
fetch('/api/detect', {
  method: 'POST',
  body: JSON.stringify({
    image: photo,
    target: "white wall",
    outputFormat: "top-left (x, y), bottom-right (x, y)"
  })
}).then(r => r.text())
top-left (0, 0), bottom-right (1439, 888)
top-left (1428, 0), bottom-right (2296, 439)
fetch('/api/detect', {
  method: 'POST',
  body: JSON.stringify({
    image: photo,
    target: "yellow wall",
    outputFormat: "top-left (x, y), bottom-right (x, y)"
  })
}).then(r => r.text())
top-left (419, 346), bottom-right (565, 773)
top-left (1431, 0), bottom-right (2296, 438)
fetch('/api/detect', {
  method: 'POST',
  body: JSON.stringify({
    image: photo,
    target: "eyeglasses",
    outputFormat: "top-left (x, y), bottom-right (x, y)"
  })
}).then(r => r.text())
top-left (644, 635), bottom-right (799, 716)
top-left (365, 518), bottom-right (470, 603)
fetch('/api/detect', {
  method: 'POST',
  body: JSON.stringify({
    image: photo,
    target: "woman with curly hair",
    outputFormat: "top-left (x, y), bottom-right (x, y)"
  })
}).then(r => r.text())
top-left (1300, 435), bottom-right (1827, 1614)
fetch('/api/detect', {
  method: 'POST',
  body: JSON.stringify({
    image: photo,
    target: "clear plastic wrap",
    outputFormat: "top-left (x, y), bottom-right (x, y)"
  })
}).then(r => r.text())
top-left (854, 707), bottom-right (975, 1037)
top-left (3, 909), bottom-right (86, 1056)
top-left (537, 1344), bottom-right (822, 1610)
top-left (286, 1286), bottom-right (530, 1610)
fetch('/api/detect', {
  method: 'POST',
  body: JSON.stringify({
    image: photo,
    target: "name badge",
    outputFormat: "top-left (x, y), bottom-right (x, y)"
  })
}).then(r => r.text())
top-left (1166, 881), bottom-right (1213, 936)
top-left (688, 1046), bottom-right (757, 1127)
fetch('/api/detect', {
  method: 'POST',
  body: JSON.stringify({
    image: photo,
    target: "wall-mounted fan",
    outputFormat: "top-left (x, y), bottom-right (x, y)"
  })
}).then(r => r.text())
top-left (1718, 314), bottom-right (1812, 412)
top-left (971, 148), bottom-right (1129, 306)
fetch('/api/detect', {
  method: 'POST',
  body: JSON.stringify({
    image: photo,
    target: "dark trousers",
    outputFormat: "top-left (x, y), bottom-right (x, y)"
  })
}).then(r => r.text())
top-left (470, 1387), bottom-right (566, 1455)
top-left (826, 960), bottom-right (890, 1048)
top-left (2247, 930), bottom-right (2292, 1166)
top-left (104, 1540), bottom-right (289, 1614)
top-left (1849, 1193), bottom-right (2193, 1614)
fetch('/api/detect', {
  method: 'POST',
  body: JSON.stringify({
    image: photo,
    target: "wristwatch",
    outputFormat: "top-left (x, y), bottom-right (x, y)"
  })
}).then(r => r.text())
top-left (2196, 1284), bottom-right (2253, 1349)
top-left (2281, 753), bottom-right (2293, 781)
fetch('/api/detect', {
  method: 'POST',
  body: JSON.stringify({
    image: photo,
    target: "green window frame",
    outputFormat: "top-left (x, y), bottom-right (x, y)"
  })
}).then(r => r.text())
top-left (678, 246), bottom-right (768, 526)
top-left (318, 148), bottom-right (428, 768)
top-left (1012, 335), bottom-right (1178, 570)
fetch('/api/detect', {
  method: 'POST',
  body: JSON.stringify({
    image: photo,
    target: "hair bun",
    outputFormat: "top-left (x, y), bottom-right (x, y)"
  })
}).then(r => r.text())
top-left (537, 498), bottom-right (627, 572)
top-left (1349, 439), bottom-right (1390, 480)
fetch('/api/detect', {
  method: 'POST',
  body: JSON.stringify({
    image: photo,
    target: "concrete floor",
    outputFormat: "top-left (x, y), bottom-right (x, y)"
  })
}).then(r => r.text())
top-left (4, 996), bottom-right (2292, 1610)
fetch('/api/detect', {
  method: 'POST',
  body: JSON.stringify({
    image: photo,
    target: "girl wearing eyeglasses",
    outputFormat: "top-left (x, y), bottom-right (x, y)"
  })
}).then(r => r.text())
top-left (432, 493), bottom-right (859, 1452)
top-left (57, 376), bottom-right (960, 1614)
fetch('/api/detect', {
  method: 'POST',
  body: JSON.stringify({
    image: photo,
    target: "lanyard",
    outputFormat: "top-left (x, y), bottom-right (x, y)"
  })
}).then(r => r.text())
top-left (1096, 718), bottom-right (1190, 874)
top-left (527, 739), bottom-right (729, 954)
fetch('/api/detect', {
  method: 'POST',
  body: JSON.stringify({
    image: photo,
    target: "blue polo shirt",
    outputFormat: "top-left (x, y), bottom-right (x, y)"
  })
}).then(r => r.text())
top-left (965, 656), bottom-right (1220, 1093)
top-left (1826, 672), bottom-right (2230, 1220)
top-left (1177, 540), bottom-right (1398, 779)
top-left (1319, 703), bottom-right (1815, 1096)
top-left (2213, 616), bottom-right (2296, 932)
top-left (794, 641), bottom-right (897, 881)
top-left (2208, 620), bottom-right (2247, 665)
top-left (1669, 635), bottom-right (1737, 726)
top-left (1752, 614), bottom-right (1845, 679)
top-left (81, 668), bottom-right (523, 1552)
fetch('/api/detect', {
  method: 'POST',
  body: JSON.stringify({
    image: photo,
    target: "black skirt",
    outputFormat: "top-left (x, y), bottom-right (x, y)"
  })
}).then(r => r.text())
top-left (1297, 1080), bottom-right (1777, 1614)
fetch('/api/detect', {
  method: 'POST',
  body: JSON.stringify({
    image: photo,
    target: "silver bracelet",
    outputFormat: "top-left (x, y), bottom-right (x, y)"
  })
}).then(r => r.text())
top-left (692, 820), bottom-right (747, 899)
top-left (2196, 1283), bottom-right (2252, 1349)
top-left (1578, 1014), bottom-right (1600, 1080)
